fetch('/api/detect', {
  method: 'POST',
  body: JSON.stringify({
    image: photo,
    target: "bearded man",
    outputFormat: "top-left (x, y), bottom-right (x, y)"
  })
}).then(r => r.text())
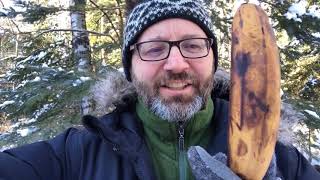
top-left (0, 0), bottom-right (319, 180)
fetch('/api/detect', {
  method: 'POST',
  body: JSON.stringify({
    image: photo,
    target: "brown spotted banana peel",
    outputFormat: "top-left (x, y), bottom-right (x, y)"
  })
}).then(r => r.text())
top-left (228, 4), bottom-right (281, 180)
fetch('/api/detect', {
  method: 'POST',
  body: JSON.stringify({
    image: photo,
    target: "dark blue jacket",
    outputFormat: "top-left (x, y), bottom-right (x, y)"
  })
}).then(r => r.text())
top-left (1, 98), bottom-right (319, 180)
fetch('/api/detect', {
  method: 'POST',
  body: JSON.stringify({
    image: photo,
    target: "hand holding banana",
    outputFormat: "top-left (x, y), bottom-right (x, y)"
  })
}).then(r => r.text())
top-left (228, 3), bottom-right (281, 179)
top-left (188, 3), bottom-right (281, 180)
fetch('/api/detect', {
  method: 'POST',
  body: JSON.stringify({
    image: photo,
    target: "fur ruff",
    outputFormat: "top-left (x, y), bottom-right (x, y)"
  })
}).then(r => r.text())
top-left (90, 68), bottom-right (302, 145)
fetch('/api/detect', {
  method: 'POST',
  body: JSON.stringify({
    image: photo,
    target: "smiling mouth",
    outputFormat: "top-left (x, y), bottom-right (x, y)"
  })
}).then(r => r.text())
top-left (161, 82), bottom-right (192, 90)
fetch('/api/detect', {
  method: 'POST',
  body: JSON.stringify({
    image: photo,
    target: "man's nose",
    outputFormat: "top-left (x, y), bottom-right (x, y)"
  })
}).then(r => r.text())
top-left (163, 46), bottom-right (190, 73)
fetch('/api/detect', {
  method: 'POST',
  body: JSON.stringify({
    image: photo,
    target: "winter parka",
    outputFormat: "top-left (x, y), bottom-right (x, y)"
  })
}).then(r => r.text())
top-left (1, 97), bottom-right (320, 180)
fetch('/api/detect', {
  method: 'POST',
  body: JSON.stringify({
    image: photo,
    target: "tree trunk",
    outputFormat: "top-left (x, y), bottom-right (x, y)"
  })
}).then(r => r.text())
top-left (15, 34), bottom-right (19, 57)
top-left (70, 0), bottom-right (92, 73)
top-left (70, 0), bottom-right (92, 115)
top-left (100, 16), bottom-right (106, 65)
top-left (308, 128), bottom-right (313, 162)
top-left (0, 37), bottom-right (3, 58)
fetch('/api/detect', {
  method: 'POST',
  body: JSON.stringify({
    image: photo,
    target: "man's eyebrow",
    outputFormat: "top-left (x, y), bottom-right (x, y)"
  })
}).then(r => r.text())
top-left (140, 36), bottom-right (164, 42)
top-left (139, 34), bottom-right (205, 42)
top-left (181, 34), bottom-right (204, 39)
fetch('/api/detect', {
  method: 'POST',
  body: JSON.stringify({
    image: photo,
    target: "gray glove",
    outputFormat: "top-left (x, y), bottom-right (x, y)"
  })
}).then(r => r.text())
top-left (187, 146), bottom-right (279, 180)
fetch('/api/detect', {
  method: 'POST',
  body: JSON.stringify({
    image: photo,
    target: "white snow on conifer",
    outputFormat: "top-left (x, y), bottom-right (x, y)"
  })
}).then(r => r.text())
top-left (0, 100), bottom-right (15, 108)
top-left (16, 126), bottom-right (38, 137)
top-left (304, 110), bottom-right (320, 119)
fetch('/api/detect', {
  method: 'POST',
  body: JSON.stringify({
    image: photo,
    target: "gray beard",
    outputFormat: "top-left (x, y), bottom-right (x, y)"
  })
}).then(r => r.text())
top-left (148, 95), bottom-right (203, 122)
top-left (132, 71), bottom-right (213, 123)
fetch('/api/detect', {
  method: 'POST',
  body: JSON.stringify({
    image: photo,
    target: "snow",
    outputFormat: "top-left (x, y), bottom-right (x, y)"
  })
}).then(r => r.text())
top-left (293, 123), bottom-right (309, 134)
top-left (16, 80), bottom-right (28, 89)
top-left (16, 126), bottom-right (38, 137)
top-left (284, 0), bottom-right (308, 22)
top-left (310, 79), bottom-right (318, 86)
top-left (17, 64), bottom-right (25, 69)
top-left (78, 59), bottom-right (87, 66)
top-left (0, 100), bottom-right (15, 108)
top-left (304, 110), bottom-right (320, 119)
top-left (289, 0), bottom-right (307, 16)
top-left (16, 51), bottom-right (47, 67)
top-left (72, 79), bottom-right (82, 86)
top-left (5, 70), bottom-right (13, 76)
top-left (312, 32), bottom-right (320, 38)
top-left (30, 76), bottom-right (41, 82)
top-left (0, 8), bottom-right (9, 16)
top-left (285, 1), bottom-right (320, 22)
top-left (16, 55), bottom-right (33, 66)
top-left (10, 122), bottom-right (21, 129)
top-left (32, 103), bottom-right (54, 120)
top-left (293, 123), bottom-right (320, 165)
top-left (42, 63), bottom-right (48, 68)
top-left (80, 76), bottom-right (91, 82)
top-left (290, 38), bottom-right (300, 46)
top-left (72, 77), bottom-right (91, 86)
top-left (24, 118), bottom-right (37, 125)
top-left (58, 67), bottom-right (64, 71)
top-left (280, 89), bottom-right (284, 98)
top-left (307, 5), bottom-right (320, 19)
top-left (0, 144), bottom-right (16, 152)
top-left (36, 51), bottom-right (47, 60)
top-left (118, 67), bottom-right (124, 72)
top-left (307, 76), bottom-right (319, 86)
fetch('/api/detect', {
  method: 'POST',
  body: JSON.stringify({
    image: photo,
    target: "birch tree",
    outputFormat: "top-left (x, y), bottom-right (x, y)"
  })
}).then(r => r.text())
top-left (70, 0), bottom-right (92, 73)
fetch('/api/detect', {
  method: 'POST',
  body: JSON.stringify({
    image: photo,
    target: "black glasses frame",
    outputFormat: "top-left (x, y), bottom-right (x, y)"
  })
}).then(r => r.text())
top-left (129, 38), bottom-right (213, 61)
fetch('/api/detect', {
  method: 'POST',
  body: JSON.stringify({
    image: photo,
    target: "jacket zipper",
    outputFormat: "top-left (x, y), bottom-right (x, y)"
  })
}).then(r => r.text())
top-left (177, 121), bottom-right (186, 180)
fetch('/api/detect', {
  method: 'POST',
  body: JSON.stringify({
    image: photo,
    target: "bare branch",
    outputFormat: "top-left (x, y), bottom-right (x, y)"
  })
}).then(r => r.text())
top-left (17, 29), bottom-right (117, 44)
top-left (88, 0), bottom-right (121, 43)
top-left (115, 0), bottom-right (124, 43)
top-left (61, 5), bottom-right (125, 12)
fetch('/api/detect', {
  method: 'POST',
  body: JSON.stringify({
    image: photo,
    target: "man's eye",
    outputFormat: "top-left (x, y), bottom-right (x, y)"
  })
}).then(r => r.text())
top-left (142, 46), bottom-right (166, 56)
top-left (185, 44), bottom-right (202, 49)
top-left (182, 43), bottom-right (204, 52)
top-left (147, 47), bottom-right (165, 53)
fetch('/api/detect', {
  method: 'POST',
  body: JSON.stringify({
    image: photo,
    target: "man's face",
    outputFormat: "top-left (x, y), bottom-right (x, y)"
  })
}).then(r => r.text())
top-left (131, 18), bottom-right (215, 122)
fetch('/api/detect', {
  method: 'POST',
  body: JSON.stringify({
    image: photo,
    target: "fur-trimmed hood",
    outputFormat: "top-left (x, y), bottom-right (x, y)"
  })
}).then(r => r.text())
top-left (89, 68), bottom-right (302, 145)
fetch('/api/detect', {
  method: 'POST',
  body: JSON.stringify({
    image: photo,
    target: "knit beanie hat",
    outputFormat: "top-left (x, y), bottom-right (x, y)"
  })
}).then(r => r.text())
top-left (122, 0), bottom-right (218, 81)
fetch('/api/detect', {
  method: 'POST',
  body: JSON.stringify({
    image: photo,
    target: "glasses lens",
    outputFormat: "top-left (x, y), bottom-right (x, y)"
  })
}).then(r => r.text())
top-left (180, 39), bottom-right (209, 58)
top-left (138, 41), bottom-right (169, 61)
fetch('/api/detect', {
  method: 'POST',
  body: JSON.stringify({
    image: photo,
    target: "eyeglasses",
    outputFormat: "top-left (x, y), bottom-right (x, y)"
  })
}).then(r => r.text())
top-left (130, 38), bottom-right (213, 61)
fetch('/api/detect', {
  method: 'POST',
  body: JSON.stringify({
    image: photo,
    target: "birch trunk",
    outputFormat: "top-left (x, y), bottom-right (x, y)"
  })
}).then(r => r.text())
top-left (70, 0), bottom-right (92, 73)
top-left (70, 0), bottom-right (92, 115)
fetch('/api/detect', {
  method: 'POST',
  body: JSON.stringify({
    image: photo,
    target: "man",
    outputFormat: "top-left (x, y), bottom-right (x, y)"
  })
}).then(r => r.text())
top-left (0, 0), bottom-right (319, 179)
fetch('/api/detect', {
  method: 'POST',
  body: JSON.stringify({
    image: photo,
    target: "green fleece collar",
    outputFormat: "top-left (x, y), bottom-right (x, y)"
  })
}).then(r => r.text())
top-left (136, 98), bottom-right (214, 141)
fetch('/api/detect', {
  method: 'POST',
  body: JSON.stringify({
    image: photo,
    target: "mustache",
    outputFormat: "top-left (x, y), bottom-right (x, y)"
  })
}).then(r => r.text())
top-left (155, 71), bottom-right (199, 87)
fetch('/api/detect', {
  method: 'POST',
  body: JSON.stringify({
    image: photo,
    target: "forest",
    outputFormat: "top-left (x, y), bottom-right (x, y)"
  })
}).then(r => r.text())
top-left (0, 0), bottom-right (319, 165)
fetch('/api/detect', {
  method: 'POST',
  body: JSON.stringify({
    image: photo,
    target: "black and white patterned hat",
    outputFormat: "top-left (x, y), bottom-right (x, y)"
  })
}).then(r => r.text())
top-left (122, 0), bottom-right (218, 81)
